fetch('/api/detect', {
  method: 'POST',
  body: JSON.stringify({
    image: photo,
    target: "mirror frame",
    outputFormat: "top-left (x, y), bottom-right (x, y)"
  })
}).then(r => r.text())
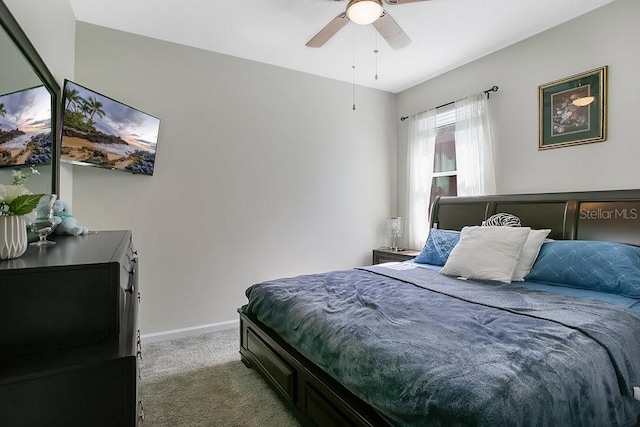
top-left (0, 0), bottom-right (60, 195)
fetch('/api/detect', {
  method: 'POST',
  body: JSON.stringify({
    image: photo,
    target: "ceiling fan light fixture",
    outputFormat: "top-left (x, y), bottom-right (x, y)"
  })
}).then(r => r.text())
top-left (572, 96), bottom-right (595, 107)
top-left (346, 0), bottom-right (383, 25)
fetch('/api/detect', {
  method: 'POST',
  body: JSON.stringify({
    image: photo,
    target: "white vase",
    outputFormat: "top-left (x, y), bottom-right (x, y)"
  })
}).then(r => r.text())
top-left (0, 215), bottom-right (28, 260)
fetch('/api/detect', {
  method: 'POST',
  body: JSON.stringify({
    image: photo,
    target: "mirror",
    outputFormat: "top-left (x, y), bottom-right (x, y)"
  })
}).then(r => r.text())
top-left (0, 1), bottom-right (60, 196)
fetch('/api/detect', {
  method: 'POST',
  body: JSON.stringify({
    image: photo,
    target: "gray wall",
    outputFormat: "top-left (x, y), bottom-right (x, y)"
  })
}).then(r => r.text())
top-left (396, 0), bottom-right (640, 231)
top-left (72, 23), bottom-right (397, 334)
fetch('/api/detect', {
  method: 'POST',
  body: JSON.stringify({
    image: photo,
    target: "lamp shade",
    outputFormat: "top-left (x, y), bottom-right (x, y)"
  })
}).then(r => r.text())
top-left (346, 0), bottom-right (383, 25)
top-left (386, 217), bottom-right (403, 236)
top-left (386, 216), bottom-right (403, 251)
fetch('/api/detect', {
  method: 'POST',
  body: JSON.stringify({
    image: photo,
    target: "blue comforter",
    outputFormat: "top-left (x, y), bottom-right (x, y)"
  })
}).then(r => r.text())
top-left (243, 263), bottom-right (640, 426)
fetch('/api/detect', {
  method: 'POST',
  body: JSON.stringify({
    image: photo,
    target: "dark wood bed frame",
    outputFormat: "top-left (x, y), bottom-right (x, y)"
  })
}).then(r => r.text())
top-left (239, 189), bottom-right (640, 427)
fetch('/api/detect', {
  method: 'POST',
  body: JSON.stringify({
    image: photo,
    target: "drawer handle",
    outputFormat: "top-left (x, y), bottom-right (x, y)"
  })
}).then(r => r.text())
top-left (138, 291), bottom-right (141, 303)
top-left (138, 400), bottom-right (145, 422)
top-left (125, 271), bottom-right (136, 294)
top-left (137, 349), bottom-right (143, 360)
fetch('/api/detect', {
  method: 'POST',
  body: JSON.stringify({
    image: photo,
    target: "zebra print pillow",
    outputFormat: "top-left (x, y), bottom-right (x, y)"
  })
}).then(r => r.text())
top-left (482, 213), bottom-right (521, 227)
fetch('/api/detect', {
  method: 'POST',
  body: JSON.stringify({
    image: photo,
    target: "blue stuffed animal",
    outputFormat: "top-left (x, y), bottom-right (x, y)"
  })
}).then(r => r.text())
top-left (53, 200), bottom-right (89, 235)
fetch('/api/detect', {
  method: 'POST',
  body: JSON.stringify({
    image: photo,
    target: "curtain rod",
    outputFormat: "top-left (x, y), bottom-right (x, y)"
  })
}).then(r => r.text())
top-left (400, 85), bottom-right (498, 122)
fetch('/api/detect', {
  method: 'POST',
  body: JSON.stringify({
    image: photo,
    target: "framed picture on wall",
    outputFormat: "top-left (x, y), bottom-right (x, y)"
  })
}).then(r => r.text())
top-left (538, 66), bottom-right (607, 150)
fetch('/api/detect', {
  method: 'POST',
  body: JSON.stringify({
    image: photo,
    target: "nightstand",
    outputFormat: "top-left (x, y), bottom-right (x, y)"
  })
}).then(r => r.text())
top-left (372, 248), bottom-right (421, 265)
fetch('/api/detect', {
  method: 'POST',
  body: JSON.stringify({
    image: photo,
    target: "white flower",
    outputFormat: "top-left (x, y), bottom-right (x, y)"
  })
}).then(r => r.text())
top-left (11, 167), bottom-right (40, 186)
top-left (0, 180), bottom-right (41, 217)
top-left (0, 184), bottom-right (32, 204)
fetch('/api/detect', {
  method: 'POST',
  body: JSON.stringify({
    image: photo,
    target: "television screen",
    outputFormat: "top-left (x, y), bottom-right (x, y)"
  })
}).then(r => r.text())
top-left (61, 80), bottom-right (160, 175)
top-left (0, 85), bottom-right (52, 168)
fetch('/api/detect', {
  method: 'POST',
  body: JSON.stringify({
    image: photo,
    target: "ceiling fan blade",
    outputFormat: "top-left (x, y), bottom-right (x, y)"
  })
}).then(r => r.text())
top-left (384, 0), bottom-right (430, 4)
top-left (306, 12), bottom-right (349, 48)
top-left (372, 11), bottom-right (411, 50)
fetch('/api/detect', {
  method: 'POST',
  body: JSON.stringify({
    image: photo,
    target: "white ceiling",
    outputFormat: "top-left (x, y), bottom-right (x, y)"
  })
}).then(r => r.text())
top-left (67, 0), bottom-right (615, 94)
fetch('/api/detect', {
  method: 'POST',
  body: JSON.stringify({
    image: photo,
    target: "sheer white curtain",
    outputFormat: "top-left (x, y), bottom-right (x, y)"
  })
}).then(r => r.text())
top-left (405, 109), bottom-right (437, 250)
top-left (454, 93), bottom-right (497, 196)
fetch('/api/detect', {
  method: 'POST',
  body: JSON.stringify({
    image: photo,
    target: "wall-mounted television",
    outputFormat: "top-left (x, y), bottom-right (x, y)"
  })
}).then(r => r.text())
top-left (0, 85), bottom-right (52, 168)
top-left (61, 80), bottom-right (160, 175)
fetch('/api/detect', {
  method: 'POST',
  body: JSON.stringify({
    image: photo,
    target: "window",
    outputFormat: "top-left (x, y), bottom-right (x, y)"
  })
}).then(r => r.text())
top-left (430, 105), bottom-right (456, 208)
top-left (406, 92), bottom-right (495, 250)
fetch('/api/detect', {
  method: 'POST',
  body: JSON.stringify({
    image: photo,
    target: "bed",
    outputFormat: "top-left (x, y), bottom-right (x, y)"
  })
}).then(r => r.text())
top-left (238, 189), bottom-right (640, 426)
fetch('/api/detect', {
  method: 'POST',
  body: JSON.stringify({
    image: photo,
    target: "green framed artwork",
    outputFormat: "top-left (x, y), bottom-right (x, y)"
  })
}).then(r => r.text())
top-left (538, 66), bottom-right (607, 150)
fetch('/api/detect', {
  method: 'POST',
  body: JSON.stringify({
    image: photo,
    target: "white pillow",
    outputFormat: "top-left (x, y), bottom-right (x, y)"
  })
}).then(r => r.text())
top-left (511, 229), bottom-right (552, 281)
top-left (440, 226), bottom-right (531, 283)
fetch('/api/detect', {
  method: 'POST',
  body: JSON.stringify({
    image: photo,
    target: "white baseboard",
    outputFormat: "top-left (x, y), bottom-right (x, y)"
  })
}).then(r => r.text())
top-left (141, 319), bottom-right (239, 344)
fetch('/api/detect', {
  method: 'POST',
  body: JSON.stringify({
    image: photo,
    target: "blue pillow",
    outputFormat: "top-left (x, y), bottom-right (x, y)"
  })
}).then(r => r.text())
top-left (526, 240), bottom-right (640, 298)
top-left (414, 228), bottom-right (460, 266)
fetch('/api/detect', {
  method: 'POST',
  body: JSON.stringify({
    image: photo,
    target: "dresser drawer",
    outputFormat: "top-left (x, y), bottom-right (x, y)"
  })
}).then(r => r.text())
top-left (0, 356), bottom-right (138, 426)
top-left (1, 266), bottom-right (116, 358)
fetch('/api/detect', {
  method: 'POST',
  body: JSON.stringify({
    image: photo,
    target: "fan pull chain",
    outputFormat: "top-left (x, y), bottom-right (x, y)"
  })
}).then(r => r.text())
top-left (352, 64), bottom-right (356, 110)
top-left (374, 32), bottom-right (379, 80)
top-left (374, 50), bottom-right (379, 80)
top-left (352, 24), bottom-right (356, 111)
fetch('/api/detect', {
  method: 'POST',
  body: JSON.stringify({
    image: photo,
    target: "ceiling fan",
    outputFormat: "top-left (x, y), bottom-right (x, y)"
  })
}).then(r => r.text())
top-left (306, 0), bottom-right (429, 50)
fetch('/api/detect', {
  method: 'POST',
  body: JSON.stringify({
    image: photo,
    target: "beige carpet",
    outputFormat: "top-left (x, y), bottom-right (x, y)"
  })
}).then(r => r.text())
top-left (139, 328), bottom-right (301, 427)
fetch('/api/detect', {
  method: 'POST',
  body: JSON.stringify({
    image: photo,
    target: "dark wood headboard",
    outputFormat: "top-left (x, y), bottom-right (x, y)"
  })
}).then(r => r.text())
top-left (430, 189), bottom-right (640, 247)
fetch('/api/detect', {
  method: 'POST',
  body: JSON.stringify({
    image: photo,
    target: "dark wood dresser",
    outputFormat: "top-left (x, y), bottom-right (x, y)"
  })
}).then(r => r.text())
top-left (0, 230), bottom-right (141, 426)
